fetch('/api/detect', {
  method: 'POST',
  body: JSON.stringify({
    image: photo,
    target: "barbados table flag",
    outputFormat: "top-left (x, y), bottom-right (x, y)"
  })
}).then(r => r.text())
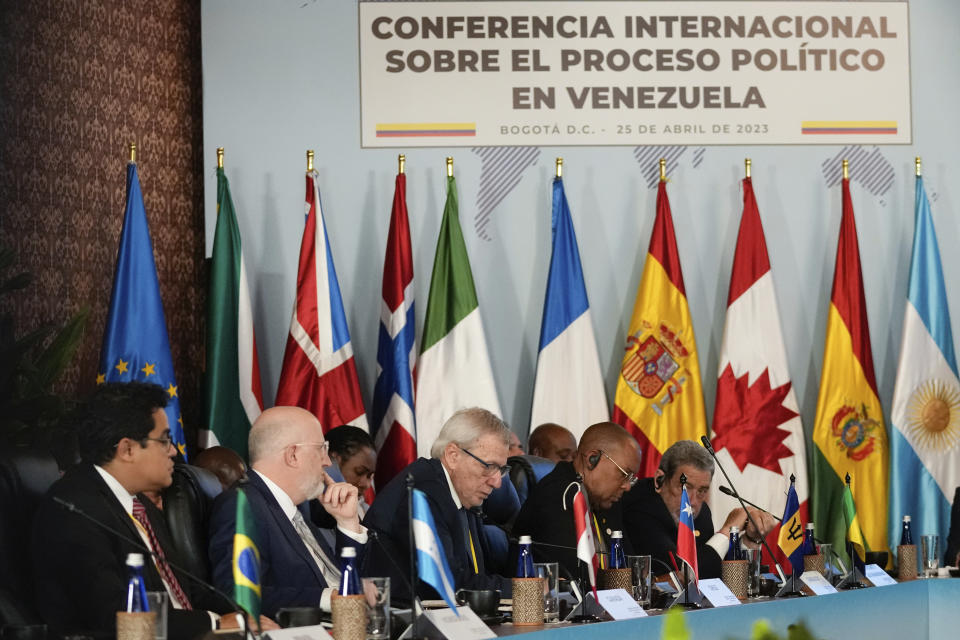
top-left (613, 176), bottom-right (706, 476)
top-left (811, 174), bottom-right (888, 567)
top-left (777, 480), bottom-right (804, 575)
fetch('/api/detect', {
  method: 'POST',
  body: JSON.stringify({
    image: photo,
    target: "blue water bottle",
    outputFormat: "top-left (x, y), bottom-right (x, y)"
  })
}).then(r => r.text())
top-left (900, 515), bottom-right (914, 545)
top-left (516, 535), bottom-right (535, 577)
top-left (125, 553), bottom-right (150, 612)
top-left (803, 523), bottom-right (817, 555)
top-left (338, 547), bottom-right (361, 595)
top-left (725, 526), bottom-right (741, 561)
top-left (610, 531), bottom-right (626, 569)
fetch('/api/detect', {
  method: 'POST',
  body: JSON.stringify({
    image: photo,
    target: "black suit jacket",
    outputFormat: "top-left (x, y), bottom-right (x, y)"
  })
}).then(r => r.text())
top-left (31, 464), bottom-right (225, 639)
top-left (207, 470), bottom-right (365, 619)
top-left (361, 458), bottom-right (511, 603)
top-left (621, 477), bottom-right (723, 579)
top-left (945, 486), bottom-right (960, 566)
top-left (512, 461), bottom-right (631, 579)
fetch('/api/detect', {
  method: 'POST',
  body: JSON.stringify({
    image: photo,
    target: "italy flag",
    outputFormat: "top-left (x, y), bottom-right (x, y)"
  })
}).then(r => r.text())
top-left (888, 173), bottom-right (960, 562)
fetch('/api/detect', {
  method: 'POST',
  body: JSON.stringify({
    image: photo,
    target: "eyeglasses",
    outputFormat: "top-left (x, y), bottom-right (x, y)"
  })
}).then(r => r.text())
top-left (290, 441), bottom-right (330, 455)
top-left (141, 434), bottom-right (174, 449)
top-left (600, 450), bottom-right (638, 488)
top-left (458, 445), bottom-right (511, 478)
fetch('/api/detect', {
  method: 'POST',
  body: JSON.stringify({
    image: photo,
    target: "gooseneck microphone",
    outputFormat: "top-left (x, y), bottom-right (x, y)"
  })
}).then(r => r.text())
top-left (718, 485), bottom-right (781, 522)
top-left (699, 437), bottom-right (789, 585)
top-left (53, 496), bottom-right (252, 638)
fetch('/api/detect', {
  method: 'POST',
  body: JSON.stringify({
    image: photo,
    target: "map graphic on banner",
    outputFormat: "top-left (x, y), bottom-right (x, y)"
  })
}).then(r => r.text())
top-left (359, 2), bottom-right (911, 147)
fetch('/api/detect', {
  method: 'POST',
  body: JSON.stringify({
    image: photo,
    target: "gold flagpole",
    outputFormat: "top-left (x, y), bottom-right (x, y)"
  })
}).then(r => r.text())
top-left (446, 156), bottom-right (453, 177)
top-left (915, 156), bottom-right (922, 177)
top-left (217, 147), bottom-right (224, 169)
top-left (842, 158), bottom-right (849, 180)
top-left (307, 150), bottom-right (314, 173)
top-left (556, 157), bottom-right (563, 178)
top-left (129, 142), bottom-right (136, 163)
top-left (745, 158), bottom-right (751, 179)
top-left (659, 158), bottom-right (666, 182)
top-left (398, 154), bottom-right (405, 175)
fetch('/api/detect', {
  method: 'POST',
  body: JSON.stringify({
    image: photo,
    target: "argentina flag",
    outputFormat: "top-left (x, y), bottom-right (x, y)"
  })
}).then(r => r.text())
top-left (889, 172), bottom-right (960, 563)
top-left (411, 488), bottom-right (459, 614)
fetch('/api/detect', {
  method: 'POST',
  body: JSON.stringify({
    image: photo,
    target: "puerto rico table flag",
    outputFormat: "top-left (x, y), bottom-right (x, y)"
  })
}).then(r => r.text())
top-left (677, 482), bottom-right (699, 583)
top-left (529, 173), bottom-right (609, 438)
top-left (98, 159), bottom-right (187, 459)
top-left (411, 487), bottom-right (459, 613)
top-left (276, 169), bottom-right (368, 432)
top-left (613, 173), bottom-right (706, 476)
top-left (203, 164), bottom-right (264, 460)
top-left (811, 171), bottom-right (888, 567)
top-left (416, 169), bottom-right (501, 454)
top-left (777, 478), bottom-right (804, 575)
top-left (569, 482), bottom-right (598, 597)
top-left (372, 166), bottom-right (418, 489)
top-left (233, 488), bottom-right (262, 626)
top-left (709, 172), bottom-right (808, 571)
top-left (888, 171), bottom-right (960, 564)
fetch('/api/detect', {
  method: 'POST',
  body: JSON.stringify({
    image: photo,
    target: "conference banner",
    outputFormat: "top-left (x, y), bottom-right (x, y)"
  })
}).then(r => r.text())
top-left (358, 1), bottom-right (911, 147)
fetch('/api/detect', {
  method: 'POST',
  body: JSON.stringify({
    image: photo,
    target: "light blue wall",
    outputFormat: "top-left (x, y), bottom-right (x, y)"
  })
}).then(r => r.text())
top-left (201, 0), bottom-right (960, 442)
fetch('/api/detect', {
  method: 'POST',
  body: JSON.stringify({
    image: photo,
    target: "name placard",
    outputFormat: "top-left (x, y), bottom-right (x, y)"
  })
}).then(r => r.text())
top-left (263, 625), bottom-right (333, 640)
top-left (594, 589), bottom-right (647, 619)
top-left (801, 571), bottom-right (839, 595)
top-left (698, 578), bottom-right (742, 607)
top-left (423, 607), bottom-right (496, 640)
top-left (864, 564), bottom-right (897, 586)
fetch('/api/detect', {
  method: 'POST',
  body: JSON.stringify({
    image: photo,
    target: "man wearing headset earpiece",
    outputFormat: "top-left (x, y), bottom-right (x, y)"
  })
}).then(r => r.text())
top-left (512, 422), bottom-right (641, 578)
top-left (621, 440), bottom-right (776, 579)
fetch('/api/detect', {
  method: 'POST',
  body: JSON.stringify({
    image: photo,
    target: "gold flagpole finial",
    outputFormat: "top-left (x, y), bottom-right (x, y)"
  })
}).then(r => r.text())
top-left (129, 142), bottom-right (136, 163)
top-left (216, 147), bottom-right (224, 169)
top-left (745, 158), bottom-right (752, 179)
top-left (446, 157), bottom-right (453, 177)
top-left (658, 158), bottom-right (666, 182)
top-left (306, 150), bottom-right (314, 173)
top-left (842, 159), bottom-right (849, 180)
top-left (556, 157), bottom-right (563, 178)
top-left (398, 154), bottom-right (405, 175)
top-left (915, 156), bottom-right (922, 177)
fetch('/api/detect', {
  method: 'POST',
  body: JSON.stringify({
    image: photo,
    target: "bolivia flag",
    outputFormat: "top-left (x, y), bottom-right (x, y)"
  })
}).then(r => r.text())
top-left (415, 169), bottom-right (501, 454)
top-left (613, 174), bottom-right (706, 476)
top-left (202, 165), bottom-right (264, 459)
top-left (811, 174), bottom-right (889, 567)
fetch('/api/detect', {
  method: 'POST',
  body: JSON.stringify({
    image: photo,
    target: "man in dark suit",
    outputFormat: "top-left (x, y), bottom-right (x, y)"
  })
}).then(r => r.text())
top-left (208, 406), bottom-right (367, 618)
top-left (512, 422), bottom-right (641, 578)
top-left (31, 383), bottom-right (268, 639)
top-left (362, 408), bottom-right (512, 604)
top-left (622, 440), bottom-right (775, 579)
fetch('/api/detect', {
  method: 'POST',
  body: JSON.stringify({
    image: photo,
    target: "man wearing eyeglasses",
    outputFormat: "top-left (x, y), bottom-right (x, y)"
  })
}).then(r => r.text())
top-left (512, 422), bottom-right (642, 579)
top-left (621, 439), bottom-right (776, 579)
top-left (362, 407), bottom-right (513, 603)
top-left (208, 406), bottom-right (368, 618)
top-left (32, 383), bottom-right (272, 639)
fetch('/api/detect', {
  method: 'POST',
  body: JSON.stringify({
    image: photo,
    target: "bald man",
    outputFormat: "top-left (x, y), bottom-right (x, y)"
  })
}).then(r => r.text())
top-left (512, 422), bottom-right (641, 578)
top-left (527, 423), bottom-right (577, 462)
top-left (207, 407), bottom-right (367, 618)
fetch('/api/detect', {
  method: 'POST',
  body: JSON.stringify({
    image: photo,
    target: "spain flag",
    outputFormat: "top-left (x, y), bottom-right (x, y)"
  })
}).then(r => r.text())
top-left (811, 170), bottom-right (889, 568)
top-left (612, 170), bottom-right (707, 476)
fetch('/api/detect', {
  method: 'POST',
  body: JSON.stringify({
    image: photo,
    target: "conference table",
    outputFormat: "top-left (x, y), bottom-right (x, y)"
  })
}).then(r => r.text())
top-left (492, 579), bottom-right (960, 640)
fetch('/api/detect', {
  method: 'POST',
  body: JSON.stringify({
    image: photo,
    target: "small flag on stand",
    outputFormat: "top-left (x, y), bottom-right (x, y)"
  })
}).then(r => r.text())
top-left (777, 477), bottom-right (805, 575)
top-left (570, 482), bottom-right (598, 598)
top-left (232, 488), bottom-right (262, 627)
top-left (98, 147), bottom-right (187, 459)
top-left (843, 474), bottom-right (867, 571)
top-left (411, 487), bottom-right (459, 613)
top-left (676, 481), bottom-right (699, 583)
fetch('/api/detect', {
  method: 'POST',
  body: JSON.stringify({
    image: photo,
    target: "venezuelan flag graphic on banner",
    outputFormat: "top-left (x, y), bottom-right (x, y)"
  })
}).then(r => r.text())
top-left (811, 176), bottom-right (889, 567)
top-left (613, 179), bottom-right (706, 477)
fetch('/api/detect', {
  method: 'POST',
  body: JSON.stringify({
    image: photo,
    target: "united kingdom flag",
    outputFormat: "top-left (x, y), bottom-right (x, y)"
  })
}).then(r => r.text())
top-left (275, 169), bottom-right (367, 432)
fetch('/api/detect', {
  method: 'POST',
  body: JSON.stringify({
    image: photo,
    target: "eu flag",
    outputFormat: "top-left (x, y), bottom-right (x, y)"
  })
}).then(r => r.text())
top-left (98, 162), bottom-right (187, 458)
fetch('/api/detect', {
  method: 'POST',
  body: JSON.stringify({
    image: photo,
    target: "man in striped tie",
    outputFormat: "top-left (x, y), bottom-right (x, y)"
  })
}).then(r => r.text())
top-left (31, 382), bottom-right (274, 638)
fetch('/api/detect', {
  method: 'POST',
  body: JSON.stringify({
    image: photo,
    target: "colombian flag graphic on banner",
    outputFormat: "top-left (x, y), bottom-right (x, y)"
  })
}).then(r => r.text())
top-left (811, 173), bottom-right (889, 567)
top-left (613, 177), bottom-right (706, 477)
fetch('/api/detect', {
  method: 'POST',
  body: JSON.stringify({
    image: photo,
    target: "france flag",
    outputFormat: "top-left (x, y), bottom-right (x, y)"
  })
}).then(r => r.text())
top-left (889, 174), bottom-right (960, 562)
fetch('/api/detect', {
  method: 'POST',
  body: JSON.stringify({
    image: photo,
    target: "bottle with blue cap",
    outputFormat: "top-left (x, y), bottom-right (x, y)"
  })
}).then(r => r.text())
top-left (338, 546), bottom-right (361, 596)
top-left (124, 552), bottom-right (150, 612)
top-left (609, 531), bottom-right (626, 568)
top-left (516, 535), bottom-right (535, 577)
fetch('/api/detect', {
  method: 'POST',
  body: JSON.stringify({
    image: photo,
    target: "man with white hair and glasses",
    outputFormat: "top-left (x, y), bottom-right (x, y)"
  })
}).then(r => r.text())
top-left (362, 407), bottom-right (513, 603)
top-left (208, 406), bottom-right (367, 618)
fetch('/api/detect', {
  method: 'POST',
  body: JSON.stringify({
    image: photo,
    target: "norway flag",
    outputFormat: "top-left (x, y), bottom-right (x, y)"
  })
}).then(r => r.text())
top-left (275, 170), bottom-right (368, 432)
top-left (677, 483), bottom-right (699, 583)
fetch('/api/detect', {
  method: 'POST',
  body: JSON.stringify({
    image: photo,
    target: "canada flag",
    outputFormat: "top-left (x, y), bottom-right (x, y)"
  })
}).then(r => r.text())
top-left (709, 174), bottom-right (809, 570)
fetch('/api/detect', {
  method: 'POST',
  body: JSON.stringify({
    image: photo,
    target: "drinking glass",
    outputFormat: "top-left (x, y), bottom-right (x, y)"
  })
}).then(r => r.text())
top-left (533, 562), bottom-right (559, 623)
top-left (626, 555), bottom-right (652, 608)
top-left (742, 548), bottom-right (761, 597)
top-left (146, 592), bottom-right (168, 640)
top-left (362, 577), bottom-right (391, 639)
top-left (921, 534), bottom-right (940, 578)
